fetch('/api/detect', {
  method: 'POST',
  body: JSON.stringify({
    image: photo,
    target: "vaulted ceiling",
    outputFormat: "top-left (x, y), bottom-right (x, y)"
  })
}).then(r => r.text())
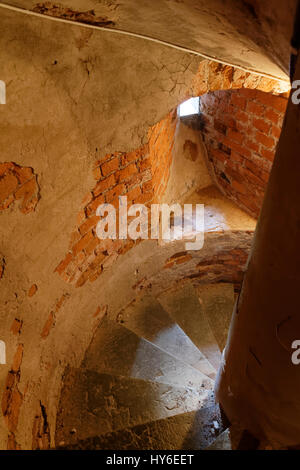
top-left (0, 0), bottom-right (296, 80)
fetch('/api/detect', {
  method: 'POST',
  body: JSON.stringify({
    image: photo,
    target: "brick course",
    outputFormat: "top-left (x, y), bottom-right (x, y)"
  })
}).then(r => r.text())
top-left (201, 88), bottom-right (288, 217)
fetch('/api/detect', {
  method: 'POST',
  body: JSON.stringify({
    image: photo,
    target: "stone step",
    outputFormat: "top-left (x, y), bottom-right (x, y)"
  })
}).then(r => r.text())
top-left (57, 402), bottom-right (225, 450)
top-left (56, 369), bottom-right (216, 447)
top-left (117, 295), bottom-right (216, 378)
top-left (206, 428), bottom-right (232, 450)
top-left (196, 283), bottom-right (235, 352)
top-left (158, 283), bottom-right (222, 370)
top-left (83, 317), bottom-right (214, 390)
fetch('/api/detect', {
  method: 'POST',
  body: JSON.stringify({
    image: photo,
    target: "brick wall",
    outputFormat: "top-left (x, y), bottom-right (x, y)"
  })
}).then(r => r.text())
top-left (55, 110), bottom-right (177, 287)
top-left (55, 63), bottom-right (290, 288)
top-left (0, 162), bottom-right (39, 214)
top-left (191, 60), bottom-right (288, 98)
top-left (201, 88), bottom-right (288, 217)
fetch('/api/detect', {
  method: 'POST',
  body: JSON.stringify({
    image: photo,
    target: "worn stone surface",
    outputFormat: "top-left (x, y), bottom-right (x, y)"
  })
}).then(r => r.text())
top-left (196, 283), bottom-right (235, 352)
top-left (206, 428), bottom-right (231, 450)
top-left (83, 318), bottom-right (213, 390)
top-left (162, 119), bottom-right (212, 204)
top-left (116, 295), bottom-right (216, 378)
top-left (56, 369), bottom-right (215, 446)
top-left (57, 405), bottom-right (225, 450)
top-left (158, 283), bottom-right (222, 370)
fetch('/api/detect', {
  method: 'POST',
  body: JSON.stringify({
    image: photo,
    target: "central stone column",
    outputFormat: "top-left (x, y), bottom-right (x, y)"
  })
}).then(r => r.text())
top-left (215, 57), bottom-right (300, 448)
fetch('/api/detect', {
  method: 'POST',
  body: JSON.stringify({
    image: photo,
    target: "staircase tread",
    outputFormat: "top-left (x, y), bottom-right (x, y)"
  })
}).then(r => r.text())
top-left (117, 295), bottom-right (216, 378)
top-left (205, 428), bottom-right (232, 450)
top-left (68, 367), bottom-right (212, 392)
top-left (56, 367), bottom-right (216, 447)
top-left (57, 405), bottom-right (226, 450)
top-left (83, 317), bottom-right (214, 390)
top-left (158, 283), bottom-right (222, 370)
top-left (196, 283), bottom-right (235, 353)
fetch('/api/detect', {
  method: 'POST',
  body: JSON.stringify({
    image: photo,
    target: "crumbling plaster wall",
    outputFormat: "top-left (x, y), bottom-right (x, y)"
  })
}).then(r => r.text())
top-left (162, 119), bottom-right (212, 204)
top-left (0, 7), bottom-right (206, 449)
top-left (0, 4), bottom-right (290, 450)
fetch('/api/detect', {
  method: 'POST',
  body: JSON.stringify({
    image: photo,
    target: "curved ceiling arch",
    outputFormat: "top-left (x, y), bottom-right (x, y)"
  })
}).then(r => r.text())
top-left (0, 0), bottom-right (296, 81)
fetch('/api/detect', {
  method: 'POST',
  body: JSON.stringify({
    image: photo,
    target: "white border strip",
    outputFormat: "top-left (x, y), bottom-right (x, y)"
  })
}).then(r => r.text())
top-left (0, 1), bottom-right (289, 84)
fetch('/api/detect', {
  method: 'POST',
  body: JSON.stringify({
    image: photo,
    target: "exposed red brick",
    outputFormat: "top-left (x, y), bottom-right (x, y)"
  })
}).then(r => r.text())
top-left (0, 257), bottom-right (5, 279)
top-left (55, 252), bottom-right (73, 275)
top-left (105, 183), bottom-right (126, 203)
top-left (127, 185), bottom-right (142, 202)
top-left (81, 191), bottom-right (93, 207)
top-left (28, 284), bottom-right (38, 297)
top-left (12, 344), bottom-right (24, 373)
top-left (93, 174), bottom-right (115, 196)
top-left (55, 294), bottom-right (69, 312)
top-left (247, 101), bottom-right (264, 116)
top-left (85, 236), bottom-right (100, 255)
top-left (255, 91), bottom-right (288, 113)
top-left (164, 252), bottom-right (193, 269)
top-left (227, 129), bottom-right (244, 144)
top-left (265, 108), bottom-right (280, 125)
top-left (252, 117), bottom-right (271, 134)
top-left (41, 312), bottom-right (55, 339)
top-left (235, 109), bottom-right (249, 123)
top-left (79, 215), bottom-right (99, 236)
top-left (0, 162), bottom-right (14, 177)
top-left (86, 194), bottom-right (105, 216)
top-left (32, 402), bottom-right (50, 450)
top-left (72, 231), bottom-right (94, 255)
top-left (10, 319), bottom-right (23, 336)
top-left (231, 94), bottom-right (247, 110)
top-left (142, 180), bottom-right (153, 193)
top-left (101, 157), bottom-right (119, 176)
top-left (115, 163), bottom-right (138, 183)
top-left (0, 173), bottom-right (18, 202)
top-left (260, 148), bottom-right (275, 162)
top-left (139, 158), bottom-right (152, 172)
top-left (201, 87), bottom-right (287, 218)
top-left (214, 119), bottom-right (227, 135)
top-left (135, 192), bottom-right (153, 205)
top-left (232, 179), bottom-right (248, 194)
top-left (271, 125), bottom-right (282, 139)
top-left (246, 139), bottom-right (259, 153)
top-left (76, 210), bottom-right (86, 226)
top-left (255, 132), bottom-right (275, 149)
top-left (6, 389), bottom-right (22, 432)
top-left (14, 177), bottom-right (39, 214)
top-left (93, 166), bottom-right (102, 180)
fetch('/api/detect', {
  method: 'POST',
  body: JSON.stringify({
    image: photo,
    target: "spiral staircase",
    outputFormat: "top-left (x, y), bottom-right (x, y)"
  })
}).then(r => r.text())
top-left (55, 282), bottom-right (237, 450)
